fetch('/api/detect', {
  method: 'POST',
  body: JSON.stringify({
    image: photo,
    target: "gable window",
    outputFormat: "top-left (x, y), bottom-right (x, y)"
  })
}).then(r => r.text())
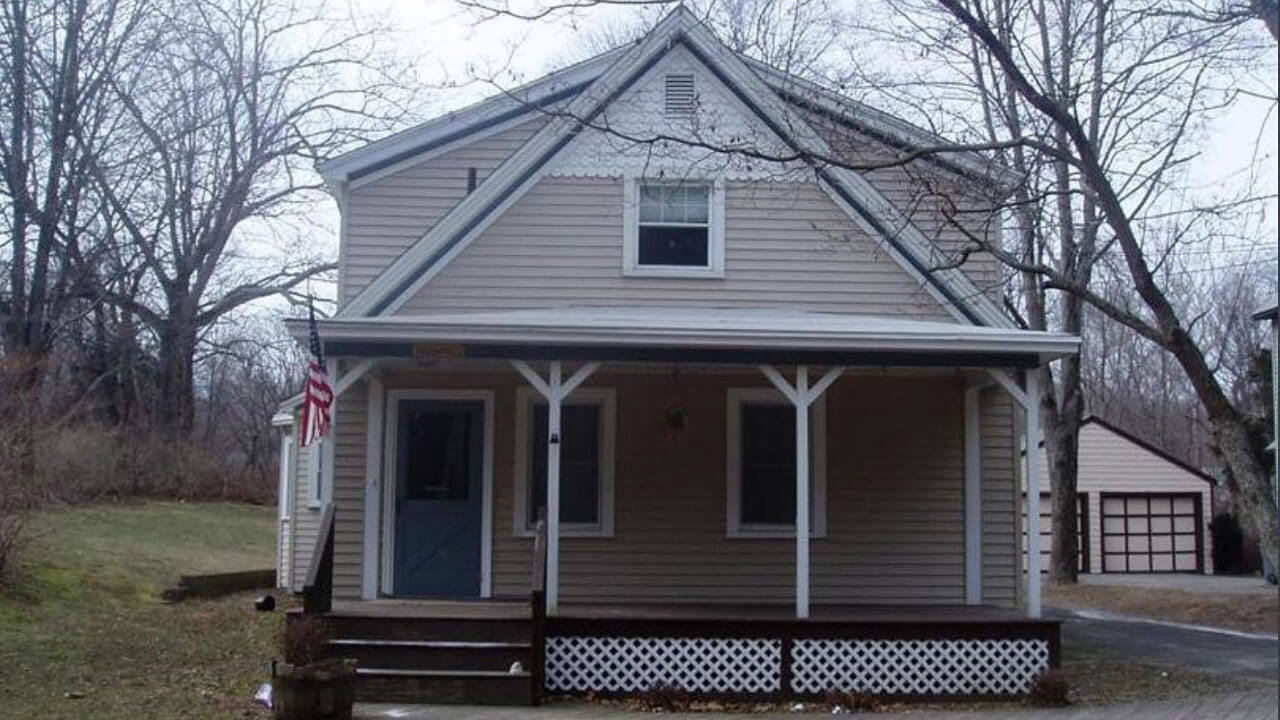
top-left (726, 388), bottom-right (827, 538)
top-left (623, 179), bottom-right (725, 277)
top-left (513, 387), bottom-right (616, 537)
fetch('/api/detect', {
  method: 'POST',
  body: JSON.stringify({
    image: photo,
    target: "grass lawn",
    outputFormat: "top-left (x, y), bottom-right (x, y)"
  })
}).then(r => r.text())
top-left (0, 502), bottom-right (283, 720)
top-left (1046, 583), bottom-right (1278, 634)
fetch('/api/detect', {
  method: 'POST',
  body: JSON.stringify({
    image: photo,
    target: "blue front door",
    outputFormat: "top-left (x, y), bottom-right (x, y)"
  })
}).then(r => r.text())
top-left (393, 399), bottom-right (483, 597)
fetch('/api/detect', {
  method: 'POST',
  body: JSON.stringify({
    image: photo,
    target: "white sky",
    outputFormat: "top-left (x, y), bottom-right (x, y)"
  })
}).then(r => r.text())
top-left (274, 0), bottom-right (1277, 315)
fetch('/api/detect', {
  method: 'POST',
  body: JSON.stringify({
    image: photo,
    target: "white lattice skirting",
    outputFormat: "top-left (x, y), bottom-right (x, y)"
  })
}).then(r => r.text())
top-left (545, 635), bottom-right (1050, 697)
top-left (545, 636), bottom-right (781, 693)
top-left (791, 638), bottom-right (1051, 695)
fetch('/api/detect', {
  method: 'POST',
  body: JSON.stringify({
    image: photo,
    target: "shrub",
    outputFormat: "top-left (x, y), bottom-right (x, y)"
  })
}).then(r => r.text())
top-left (281, 615), bottom-right (332, 666)
top-left (1211, 512), bottom-right (1258, 574)
top-left (636, 682), bottom-right (692, 711)
top-left (824, 688), bottom-right (883, 712)
top-left (1027, 669), bottom-right (1070, 707)
top-left (0, 493), bottom-right (26, 590)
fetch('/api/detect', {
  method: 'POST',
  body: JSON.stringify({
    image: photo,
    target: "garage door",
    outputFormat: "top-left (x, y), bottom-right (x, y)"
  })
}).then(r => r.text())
top-left (1101, 493), bottom-right (1202, 573)
top-left (1023, 492), bottom-right (1088, 573)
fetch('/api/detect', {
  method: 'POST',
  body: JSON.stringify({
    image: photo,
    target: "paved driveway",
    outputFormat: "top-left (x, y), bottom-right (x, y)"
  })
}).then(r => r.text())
top-left (1050, 607), bottom-right (1277, 681)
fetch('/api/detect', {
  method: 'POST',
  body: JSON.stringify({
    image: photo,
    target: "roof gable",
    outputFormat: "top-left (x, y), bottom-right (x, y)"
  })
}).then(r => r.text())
top-left (1083, 417), bottom-right (1216, 485)
top-left (338, 7), bottom-right (1012, 327)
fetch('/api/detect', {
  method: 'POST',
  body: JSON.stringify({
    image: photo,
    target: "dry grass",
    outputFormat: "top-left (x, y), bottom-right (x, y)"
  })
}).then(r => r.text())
top-left (1046, 583), bottom-right (1278, 634)
top-left (0, 501), bottom-right (284, 720)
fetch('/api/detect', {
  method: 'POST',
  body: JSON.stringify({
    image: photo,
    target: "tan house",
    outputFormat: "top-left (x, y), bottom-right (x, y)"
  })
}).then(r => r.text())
top-left (274, 8), bottom-right (1078, 706)
top-left (1024, 417), bottom-right (1216, 575)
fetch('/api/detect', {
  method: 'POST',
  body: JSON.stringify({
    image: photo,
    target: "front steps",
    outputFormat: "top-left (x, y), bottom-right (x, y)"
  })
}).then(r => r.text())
top-left (310, 602), bottom-right (536, 705)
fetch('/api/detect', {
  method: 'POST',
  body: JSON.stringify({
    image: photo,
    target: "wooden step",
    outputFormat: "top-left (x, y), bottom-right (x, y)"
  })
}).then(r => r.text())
top-left (355, 667), bottom-right (533, 706)
top-left (327, 615), bottom-right (532, 644)
top-left (329, 638), bottom-right (531, 672)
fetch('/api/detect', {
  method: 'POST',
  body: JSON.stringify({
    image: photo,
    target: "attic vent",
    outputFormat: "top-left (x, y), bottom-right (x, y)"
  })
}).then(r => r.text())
top-left (664, 74), bottom-right (696, 116)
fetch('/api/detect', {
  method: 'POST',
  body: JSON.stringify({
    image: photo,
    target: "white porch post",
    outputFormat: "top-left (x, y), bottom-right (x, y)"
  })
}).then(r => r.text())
top-left (963, 384), bottom-right (983, 605)
top-left (760, 364), bottom-right (843, 619)
top-left (546, 362), bottom-right (563, 615)
top-left (1024, 370), bottom-right (1043, 618)
top-left (511, 359), bottom-right (601, 614)
top-left (795, 367), bottom-right (811, 618)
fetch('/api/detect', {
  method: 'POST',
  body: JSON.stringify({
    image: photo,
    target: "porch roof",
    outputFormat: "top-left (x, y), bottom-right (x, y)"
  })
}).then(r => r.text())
top-left (288, 306), bottom-right (1078, 368)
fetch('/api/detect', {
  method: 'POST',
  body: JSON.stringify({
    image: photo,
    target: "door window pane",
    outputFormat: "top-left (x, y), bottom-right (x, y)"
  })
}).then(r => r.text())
top-left (401, 406), bottom-right (471, 501)
top-left (529, 403), bottom-right (601, 526)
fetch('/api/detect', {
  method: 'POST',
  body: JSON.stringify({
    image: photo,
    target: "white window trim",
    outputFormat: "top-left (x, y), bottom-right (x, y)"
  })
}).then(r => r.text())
top-left (306, 439), bottom-right (323, 509)
top-left (725, 387), bottom-right (827, 539)
top-left (513, 386), bottom-right (616, 538)
top-left (622, 177), bottom-right (725, 278)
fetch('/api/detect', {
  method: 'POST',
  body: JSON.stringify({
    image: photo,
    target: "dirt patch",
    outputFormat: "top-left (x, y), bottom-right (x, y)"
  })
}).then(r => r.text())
top-left (1046, 582), bottom-right (1278, 634)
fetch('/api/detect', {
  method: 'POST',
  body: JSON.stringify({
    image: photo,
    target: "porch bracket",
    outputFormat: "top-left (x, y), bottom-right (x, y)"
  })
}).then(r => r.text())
top-left (510, 359), bottom-right (602, 614)
top-left (758, 364), bottom-right (844, 620)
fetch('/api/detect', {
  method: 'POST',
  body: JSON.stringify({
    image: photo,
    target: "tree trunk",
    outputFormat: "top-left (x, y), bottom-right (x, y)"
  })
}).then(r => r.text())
top-left (157, 317), bottom-right (197, 435)
top-left (1043, 354), bottom-right (1083, 583)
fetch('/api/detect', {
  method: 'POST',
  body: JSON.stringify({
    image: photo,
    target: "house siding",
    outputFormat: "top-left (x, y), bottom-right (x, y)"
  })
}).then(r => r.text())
top-left (981, 388), bottom-right (1019, 606)
top-left (340, 118), bottom-right (548, 305)
top-left (289, 436), bottom-right (315, 592)
top-left (315, 368), bottom-right (1021, 609)
top-left (1027, 422), bottom-right (1214, 574)
top-left (397, 178), bottom-right (953, 318)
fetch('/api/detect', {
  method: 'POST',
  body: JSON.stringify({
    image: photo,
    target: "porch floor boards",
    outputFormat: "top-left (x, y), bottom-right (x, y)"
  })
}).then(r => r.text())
top-left (329, 599), bottom-right (1040, 624)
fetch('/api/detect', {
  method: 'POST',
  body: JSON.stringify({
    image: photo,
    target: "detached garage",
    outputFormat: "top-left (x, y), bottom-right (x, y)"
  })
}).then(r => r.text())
top-left (1025, 417), bottom-right (1215, 574)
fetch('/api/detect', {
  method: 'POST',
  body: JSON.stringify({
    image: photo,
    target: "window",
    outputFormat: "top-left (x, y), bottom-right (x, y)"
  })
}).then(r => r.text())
top-left (513, 387), bottom-right (616, 537)
top-left (623, 179), bottom-right (724, 277)
top-left (726, 388), bottom-right (827, 538)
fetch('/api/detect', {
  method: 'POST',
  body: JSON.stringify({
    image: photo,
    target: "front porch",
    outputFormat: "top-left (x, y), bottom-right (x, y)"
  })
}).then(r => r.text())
top-left (307, 598), bottom-right (1058, 703)
top-left (286, 306), bottom-right (1076, 704)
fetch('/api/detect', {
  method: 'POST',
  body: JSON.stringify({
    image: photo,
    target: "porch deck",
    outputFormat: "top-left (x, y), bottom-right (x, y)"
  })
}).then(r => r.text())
top-left (329, 598), bottom-right (1038, 625)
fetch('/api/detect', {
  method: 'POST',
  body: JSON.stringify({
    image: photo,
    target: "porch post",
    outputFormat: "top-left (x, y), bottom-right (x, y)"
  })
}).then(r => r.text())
top-left (963, 384), bottom-right (982, 605)
top-left (795, 366), bottom-right (810, 619)
top-left (546, 362), bottom-right (563, 615)
top-left (1024, 370), bottom-right (1043, 618)
top-left (760, 364), bottom-right (843, 620)
top-left (511, 360), bottom-right (601, 614)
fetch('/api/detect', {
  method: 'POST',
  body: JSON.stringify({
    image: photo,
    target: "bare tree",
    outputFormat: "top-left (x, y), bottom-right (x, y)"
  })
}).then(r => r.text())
top-left (86, 0), bottom-right (409, 434)
top-left (926, 0), bottom-right (1278, 571)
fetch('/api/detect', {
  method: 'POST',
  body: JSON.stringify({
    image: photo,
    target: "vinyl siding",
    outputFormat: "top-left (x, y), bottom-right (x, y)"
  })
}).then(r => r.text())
top-left (289, 436), bottom-right (316, 592)
top-left (800, 107), bottom-right (1006, 301)
top-left (332, 382), bottom-right (369, 599)
top-left (981, 388), bottom-right (1019, 606)
top-left (340, 118), bottom-right (548, 304)
top-left (332, 369), bottom-right (1020, 609)
top-left (398, 178), bottom-right (953, 318)
top-left (1027, 422), bottom-right (1214, 574)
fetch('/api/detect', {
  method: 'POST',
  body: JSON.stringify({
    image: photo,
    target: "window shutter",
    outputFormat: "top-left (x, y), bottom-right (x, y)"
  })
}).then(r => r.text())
top-left (664, 74), bottom-right (696, 116)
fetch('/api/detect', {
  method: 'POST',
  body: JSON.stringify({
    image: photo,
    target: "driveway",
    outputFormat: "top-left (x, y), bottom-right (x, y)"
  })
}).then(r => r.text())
top-left (1049, 607), bottom-right (1277, 681)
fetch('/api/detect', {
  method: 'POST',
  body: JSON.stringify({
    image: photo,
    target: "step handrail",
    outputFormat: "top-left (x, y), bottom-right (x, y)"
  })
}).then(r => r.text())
top-left (302, 502), bottom-right (335, 614)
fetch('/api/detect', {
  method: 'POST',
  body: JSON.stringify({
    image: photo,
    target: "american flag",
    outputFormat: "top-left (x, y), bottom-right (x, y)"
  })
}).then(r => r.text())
top-left (299, 303), bottom-right (333, 447)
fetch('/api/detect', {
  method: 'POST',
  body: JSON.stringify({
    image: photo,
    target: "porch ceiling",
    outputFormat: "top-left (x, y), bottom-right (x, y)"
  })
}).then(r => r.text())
top-left (285, 306), bottom-right (1078, 368)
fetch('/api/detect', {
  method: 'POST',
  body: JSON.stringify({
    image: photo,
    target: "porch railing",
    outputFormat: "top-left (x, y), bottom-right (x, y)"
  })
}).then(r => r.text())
top-left (302, 502), bottom-right (335, 615)
top-left (530, 511), bottom-right (547, 705)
